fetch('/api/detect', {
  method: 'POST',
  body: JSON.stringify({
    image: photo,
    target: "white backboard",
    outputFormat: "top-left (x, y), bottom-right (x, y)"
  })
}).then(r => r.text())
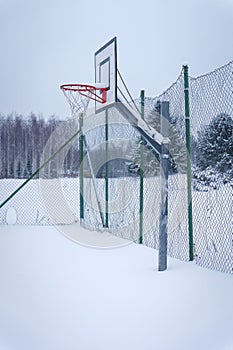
top-left (94, 37), bottom-right (117, 111)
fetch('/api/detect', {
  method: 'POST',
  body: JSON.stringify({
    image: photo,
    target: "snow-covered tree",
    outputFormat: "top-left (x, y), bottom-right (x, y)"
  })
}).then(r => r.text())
top-left (193, 113), bottom-right (233, 189)
top-left (128, 106), bottom-right (187, 176)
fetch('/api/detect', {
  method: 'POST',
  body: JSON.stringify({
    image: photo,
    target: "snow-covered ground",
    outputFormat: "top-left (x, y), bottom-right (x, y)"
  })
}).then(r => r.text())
top-left (1, 177), bottom-right (232, 272)
top-left (1, 224), bottom-right (233, 350)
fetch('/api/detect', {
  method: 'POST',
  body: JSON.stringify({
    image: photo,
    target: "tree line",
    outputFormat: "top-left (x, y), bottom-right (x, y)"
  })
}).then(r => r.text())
top-left (0, 111), bottom-right (232, 186)
top-left (0, 113), bottom-right (79, 179)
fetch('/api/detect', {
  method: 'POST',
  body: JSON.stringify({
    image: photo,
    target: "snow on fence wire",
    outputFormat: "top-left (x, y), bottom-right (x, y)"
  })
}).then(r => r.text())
top-left (0, 61), bottom-right (232, 274)
top-left (150, 62), bottom-right (233, 273)
top-left (148, 71), bottom-right (190, 262)
top-left (79, 105), bottom-right (190, 262)
top-left (0, 117), bottom-right (81, 225)
top-left (0, 101), bottom-right (190, 262)
top-left (189, 61), bottom-right (233, 273)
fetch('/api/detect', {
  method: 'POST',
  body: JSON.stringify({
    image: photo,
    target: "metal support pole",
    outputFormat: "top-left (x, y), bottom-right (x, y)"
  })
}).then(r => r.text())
top-left (183, 65), bottom-right (194, 261)
top-left (79, 114), bottom-right (84, 220)
top-left (139, 90), bottom-right (145, 244)
top-left (158, 101), bottom-right (169, 271)
top-left (105, 109), bottom-right (109, 228)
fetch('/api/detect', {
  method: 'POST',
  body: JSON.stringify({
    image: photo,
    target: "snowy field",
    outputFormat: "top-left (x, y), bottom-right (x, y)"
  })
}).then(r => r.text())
top-left (1, 178), bottom-right (232, 272)
top-left (1, 224), bottom-right (233, 350)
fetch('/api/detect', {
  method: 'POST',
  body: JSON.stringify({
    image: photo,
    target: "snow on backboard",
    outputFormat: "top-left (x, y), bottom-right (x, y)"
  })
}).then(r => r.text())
top-left (94, 37), bottom-right (117, 112)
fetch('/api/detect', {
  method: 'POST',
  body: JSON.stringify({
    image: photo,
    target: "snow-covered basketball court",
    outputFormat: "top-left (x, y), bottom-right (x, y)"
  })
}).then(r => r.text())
top-left (1, 224), bottom-right (233, 350)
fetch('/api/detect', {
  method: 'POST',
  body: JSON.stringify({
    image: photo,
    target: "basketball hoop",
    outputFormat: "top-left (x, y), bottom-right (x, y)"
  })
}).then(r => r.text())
top-left (60, 83), bottom-right (107, 117)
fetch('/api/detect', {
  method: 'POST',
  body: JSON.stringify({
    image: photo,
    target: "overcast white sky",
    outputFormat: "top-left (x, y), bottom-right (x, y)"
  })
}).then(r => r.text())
top-left (0, 0), bottom-right (233, 118)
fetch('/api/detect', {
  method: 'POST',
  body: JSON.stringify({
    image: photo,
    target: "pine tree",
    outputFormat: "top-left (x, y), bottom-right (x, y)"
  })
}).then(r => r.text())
top-left (128, 106), bottom-right (187, 176)
top-left (193, 113), bottom-right (233, 189)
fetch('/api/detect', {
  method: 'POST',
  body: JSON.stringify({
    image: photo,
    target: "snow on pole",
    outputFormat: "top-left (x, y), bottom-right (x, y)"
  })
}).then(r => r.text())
top-left (79, 113), bottom-right (84, 221)
top-left (139, 90), bottom-right (145, 244)
top-left (158, 101), bottom-right (169, 271)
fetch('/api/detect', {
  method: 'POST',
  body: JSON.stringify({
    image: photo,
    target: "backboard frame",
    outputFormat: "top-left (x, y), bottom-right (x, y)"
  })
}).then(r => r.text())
top-left (94, 37), bottom-right (117, 112)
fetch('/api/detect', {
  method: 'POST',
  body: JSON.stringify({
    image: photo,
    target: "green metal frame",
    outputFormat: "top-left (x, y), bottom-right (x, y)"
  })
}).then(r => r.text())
top-left (183, 65), bottom-right (194, 261)
top-left (105, 109), bottom-right (109, 228)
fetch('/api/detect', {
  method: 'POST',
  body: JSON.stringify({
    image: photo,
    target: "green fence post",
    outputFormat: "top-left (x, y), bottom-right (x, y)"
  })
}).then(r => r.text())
top-left (139, 90), bottom-right (145, 244)
top-left (79, 113), bottom-right (84, 220)
top-left (105, 109), bottom-right (109, 228)
top-left (183, 65), bottom-right (194, 261)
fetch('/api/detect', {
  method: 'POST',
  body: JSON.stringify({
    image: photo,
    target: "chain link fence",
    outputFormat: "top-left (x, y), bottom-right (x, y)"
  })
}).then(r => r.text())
top-left (189, 61), bottom-right (233, 273)
top-left (0, 117), bottom-right (81, 225)
top-left (148, 72), bottom-right (190, 261)
top-left (0, 61), bottom-right (232, 273)
top-left (77, 102), bottom-right (190, 262)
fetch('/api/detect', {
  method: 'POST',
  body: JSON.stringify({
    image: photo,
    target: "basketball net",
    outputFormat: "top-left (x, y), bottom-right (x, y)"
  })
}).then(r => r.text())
top-left (60, 84), bottom-right (107, 118)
